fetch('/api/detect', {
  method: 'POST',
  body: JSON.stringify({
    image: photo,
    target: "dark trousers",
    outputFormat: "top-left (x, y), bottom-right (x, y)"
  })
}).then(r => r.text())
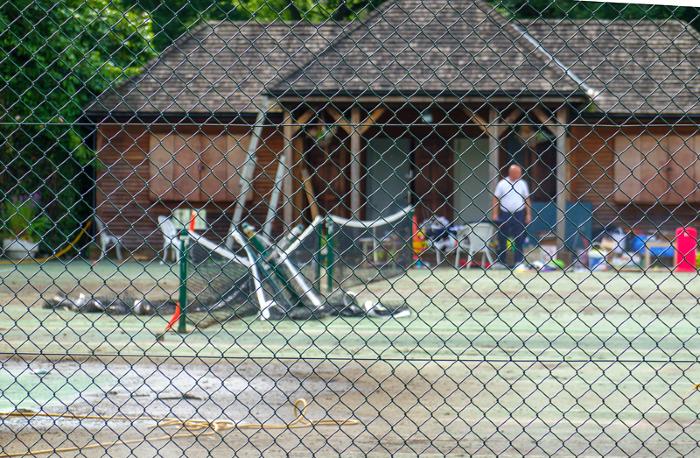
top-left (497, 210), bottom-right (527, 266)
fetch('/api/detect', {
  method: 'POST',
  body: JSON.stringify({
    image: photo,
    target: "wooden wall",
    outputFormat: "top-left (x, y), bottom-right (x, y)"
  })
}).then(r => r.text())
top-left (569, 123), bottom-right (700, 231)
top-left (95, 123), bottom-right (285, 251)
top-left (96, 117), bottom-right (699, 254)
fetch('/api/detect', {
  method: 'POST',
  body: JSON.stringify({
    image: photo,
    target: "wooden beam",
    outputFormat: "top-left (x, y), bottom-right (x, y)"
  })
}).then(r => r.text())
top-left (498, 108), bottom-right (522, 137)
top-left (327, 107), bottom-right (353, 135)
top-left (488, 107), bottom-right (501, 191)
top-left (463, 106), bottom-right (488, 134)
top-left (555, 106), bottom-right (569, 260)
top-left (290, 110), bottom-right (314, 137)
top-left (357, 107), bottom-right (386, 135)
top-left (300, 166), bottom-right (320, 220)
top-left (350, 107), bottom-right (362, 215)
top-left (282, 111), bottom-right (294, 225)
top-left (531, 107), bottom-right (558, 136)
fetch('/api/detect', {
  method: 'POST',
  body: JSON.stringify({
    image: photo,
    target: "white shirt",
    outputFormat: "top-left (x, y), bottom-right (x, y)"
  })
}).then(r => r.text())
top-left (495, 178), bottom-right (530, 213)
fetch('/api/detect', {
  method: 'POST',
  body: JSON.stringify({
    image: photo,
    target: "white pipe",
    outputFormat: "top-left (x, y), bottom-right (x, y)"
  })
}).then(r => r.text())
top-left (510, 23), bottom-right (600, 100)
top-left (187, 231), bottom-right (251, 266)
top-left (228, 227), bottom-right (275, 320)
top-left (227, 97), bottom-right (270, 249)
top-left (262, 155), bottom-right (287, 239)
top-left (283, 216), bottom-right (324, 256)
top-left (256, 232), bottom-right (324, 310)
top-left (327, 205), bottom-right (413, 229)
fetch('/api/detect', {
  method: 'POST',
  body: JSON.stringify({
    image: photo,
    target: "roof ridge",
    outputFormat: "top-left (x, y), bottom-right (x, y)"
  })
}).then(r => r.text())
top-left (509, 20), bottom-right (600, 99)
top-left (270, 1), bottom-right (396, 87)
top-left (522, 17), bottom-right (694, 27)
top-left (271, 0), bottom-right (583, 95)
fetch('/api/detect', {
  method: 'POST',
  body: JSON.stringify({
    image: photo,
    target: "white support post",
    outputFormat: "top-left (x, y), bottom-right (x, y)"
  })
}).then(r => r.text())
top-left (227, 97), bottom-right (268, 249)
top-left (263, 155), bottom-right (287, 239)
top-left (555, 106), bottom-right (569, 257)
top-left (283, 111), bottom-right (294, 226)
top-left (488, 107), bottom-right (501, 191)
top-left (350, 107), bottom-right (361, 215)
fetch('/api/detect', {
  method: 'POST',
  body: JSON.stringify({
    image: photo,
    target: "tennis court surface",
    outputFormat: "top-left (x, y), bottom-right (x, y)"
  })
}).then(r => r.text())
top-left (2, 264), bottom-right (699, 455)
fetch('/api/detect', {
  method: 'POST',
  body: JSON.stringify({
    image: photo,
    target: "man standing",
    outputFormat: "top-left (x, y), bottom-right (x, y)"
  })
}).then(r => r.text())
top-left (492, 164), bottom-right (532, 268)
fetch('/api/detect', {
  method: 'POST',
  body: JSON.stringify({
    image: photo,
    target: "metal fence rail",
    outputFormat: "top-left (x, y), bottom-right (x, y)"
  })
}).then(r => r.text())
top-left (1, 0), bottom-right (699, 455)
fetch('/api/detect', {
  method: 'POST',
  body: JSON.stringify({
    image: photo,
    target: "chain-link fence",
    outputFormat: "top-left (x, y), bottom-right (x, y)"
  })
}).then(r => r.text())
top-left (1, 0), bottom-right (699, 455)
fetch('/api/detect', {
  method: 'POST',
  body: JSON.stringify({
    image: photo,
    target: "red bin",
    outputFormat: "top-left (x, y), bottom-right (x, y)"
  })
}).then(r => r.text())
top-left (675, 227), bottom-right (697, 272)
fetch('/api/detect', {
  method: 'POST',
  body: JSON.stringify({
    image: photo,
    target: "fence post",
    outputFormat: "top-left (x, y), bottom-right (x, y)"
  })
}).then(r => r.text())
top-left (315, 220), bottom-right (323, 289)
top-left (177, 228), bottom-right (188, 334)
top-left (326, 218), bottom-right (335, 292)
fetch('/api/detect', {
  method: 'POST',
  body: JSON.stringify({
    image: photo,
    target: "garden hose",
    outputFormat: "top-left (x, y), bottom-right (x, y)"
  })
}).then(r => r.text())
top-left (0, 221), bottom-right (92, 265)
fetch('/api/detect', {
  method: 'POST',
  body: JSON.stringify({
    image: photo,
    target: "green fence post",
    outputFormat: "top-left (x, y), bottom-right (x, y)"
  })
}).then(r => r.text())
top-left (177, 228), bottom-right (188, 334)
top-left (326, 218), bottom-right (335, 292)
top-left (315, 221), bottom-right (323, 289)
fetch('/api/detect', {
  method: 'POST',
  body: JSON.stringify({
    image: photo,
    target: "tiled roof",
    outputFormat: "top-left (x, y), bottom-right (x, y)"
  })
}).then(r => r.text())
top-left (523, 19), bottom-right (700, 115)
top-left (271, 0), bottom-right (579, 97)
top-left (86, 21), bottom-right (342, 115)
top-left (87, 3), bottom-right (700, 116)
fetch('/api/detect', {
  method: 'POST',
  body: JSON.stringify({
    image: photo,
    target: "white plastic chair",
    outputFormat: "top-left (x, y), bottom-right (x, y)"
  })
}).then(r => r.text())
top-left (429, 235), bottom-right (458, 265)
top-left (95, 216), bottom-right (123, 261)
top-left (455, 222), bottom-right (496, 268)
top-left (158, 216), bottom-right (180, 263)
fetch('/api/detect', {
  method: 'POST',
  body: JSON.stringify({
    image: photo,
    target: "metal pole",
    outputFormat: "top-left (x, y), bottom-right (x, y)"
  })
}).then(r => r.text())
top-left (263, 155), bottom-right (287, 239)
top-left (350, 107), bottom-right (361, 215)
top-left (227, 97), bottom-right (269, 249)
top-left (326, 218), bottom-right (335, 292)
top-left (555, 106), bottom-right (569, 262)
top-left (315, 220), bottom-right (322, 289)
top-left (177, 229), bottom-right (188, 334)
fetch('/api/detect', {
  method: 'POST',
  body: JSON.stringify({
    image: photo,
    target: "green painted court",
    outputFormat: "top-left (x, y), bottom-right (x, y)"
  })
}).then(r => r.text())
top-left (2, 261), bottom-right (699, 361)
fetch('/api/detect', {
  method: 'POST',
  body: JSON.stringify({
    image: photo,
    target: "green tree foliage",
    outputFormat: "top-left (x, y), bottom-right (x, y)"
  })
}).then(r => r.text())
top-left (497, 0), bottom-right (697, 29)
top-left (123, 0), bottom-right (385, 51)
top-left (0, 0), bottom-right (153, 250)
top-left (127, 0), bottom-right (698, 52)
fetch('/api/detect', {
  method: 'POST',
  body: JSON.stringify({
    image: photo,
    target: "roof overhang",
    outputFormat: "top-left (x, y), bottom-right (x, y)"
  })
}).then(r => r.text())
top-left (269, 91), bottom-right (589, 105)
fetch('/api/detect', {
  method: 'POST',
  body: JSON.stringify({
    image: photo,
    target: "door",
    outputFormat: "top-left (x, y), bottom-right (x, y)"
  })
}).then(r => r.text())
top-left (453, 138), bottom-right (491, 224)
top-left (365, 137), bottom-right (411, 219)
top-left (413, 137), bottom-right (453, 221)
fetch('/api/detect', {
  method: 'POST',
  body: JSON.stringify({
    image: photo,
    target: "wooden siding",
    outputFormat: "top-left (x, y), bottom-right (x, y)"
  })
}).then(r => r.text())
top-left (96, 119), bottom-right (699, 253)
top-left (569, 124), bottom-right (700, 231)
top-left (95, 123), bottom-right (285, 251)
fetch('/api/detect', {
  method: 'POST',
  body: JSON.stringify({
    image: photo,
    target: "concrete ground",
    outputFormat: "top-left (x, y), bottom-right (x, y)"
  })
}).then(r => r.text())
top-left (1, 261), bottom-right (700, 455)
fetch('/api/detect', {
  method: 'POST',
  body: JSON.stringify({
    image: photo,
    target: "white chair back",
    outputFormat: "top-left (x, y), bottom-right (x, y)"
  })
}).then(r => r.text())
top-left (95, 216), bottom-right (113, 244)
top-left (94, 215), bottom-right (123, 260)
top-left (158, 216), bottom-right (178, 239)
top-left (95, 216), bottom-right (106, 233)
top-left (467, 222), bottom-right (496, 251)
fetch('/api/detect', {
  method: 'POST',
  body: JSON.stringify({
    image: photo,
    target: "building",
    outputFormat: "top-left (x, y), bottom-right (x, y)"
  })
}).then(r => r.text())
top-left (85, 0), bottom-right (699, 252)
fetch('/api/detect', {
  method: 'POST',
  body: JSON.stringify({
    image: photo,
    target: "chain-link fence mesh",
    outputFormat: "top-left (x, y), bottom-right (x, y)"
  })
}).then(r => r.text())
top-left (1, 0), bottom-right (699, 455)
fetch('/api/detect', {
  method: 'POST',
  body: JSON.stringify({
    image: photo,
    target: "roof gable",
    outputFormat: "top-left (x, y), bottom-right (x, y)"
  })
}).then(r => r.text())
top-left (271, 0), bottom-right (580, 97)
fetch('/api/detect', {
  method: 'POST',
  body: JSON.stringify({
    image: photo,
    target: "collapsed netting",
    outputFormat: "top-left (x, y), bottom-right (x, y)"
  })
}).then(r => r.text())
top-left (327, 206), bottom-right (414, 289)
top-left (186, 226), bottom-right (327, 326)
top-left (186, 231), bottom-right (260, 325)
top-left (184, 207), bottom-right (414, 327)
